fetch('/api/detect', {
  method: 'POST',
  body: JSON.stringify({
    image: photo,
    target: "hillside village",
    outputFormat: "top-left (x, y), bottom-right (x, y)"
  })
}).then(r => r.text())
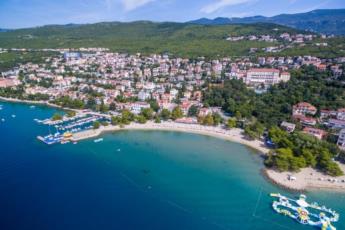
top-left (227, 32), bottom-right (333, 53)
top-left (0, 48), bottom-right (345, 152)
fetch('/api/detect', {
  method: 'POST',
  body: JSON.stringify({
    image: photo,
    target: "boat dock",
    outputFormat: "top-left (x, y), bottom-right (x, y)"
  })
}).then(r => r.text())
top-left (37, 112), bottom-right (110, 145)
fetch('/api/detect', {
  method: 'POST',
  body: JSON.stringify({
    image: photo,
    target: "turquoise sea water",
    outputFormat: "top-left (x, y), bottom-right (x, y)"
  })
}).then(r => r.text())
top-left (0, 101), bottom-right (344, 230)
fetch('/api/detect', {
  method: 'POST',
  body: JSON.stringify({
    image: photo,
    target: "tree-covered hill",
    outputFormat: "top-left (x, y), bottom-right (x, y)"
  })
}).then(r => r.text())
top-left (0, 22), bottom-right (331, 58)
top-left (0, 21), bottom-right (344, 58)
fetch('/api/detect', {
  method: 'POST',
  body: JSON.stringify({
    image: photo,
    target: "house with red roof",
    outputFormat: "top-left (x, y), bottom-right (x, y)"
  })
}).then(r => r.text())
top-left (293, 114), bottom-right (317, 126)
top-left (293, 102), bottom-right (317, 116)
top-left (303, 127), bottom-right (327, 140)
top-left (0, 78), bottom-right (21, 88)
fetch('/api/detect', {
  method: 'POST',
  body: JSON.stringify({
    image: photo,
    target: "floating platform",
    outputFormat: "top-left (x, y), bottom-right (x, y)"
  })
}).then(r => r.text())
top-left (270, 193), bottom-right (339, 230)
top-left (94, 138), bottom-right (103, 143)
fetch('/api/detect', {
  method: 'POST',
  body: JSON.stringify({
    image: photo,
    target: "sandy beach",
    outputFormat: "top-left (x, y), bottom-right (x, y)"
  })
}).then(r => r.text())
top-left (71, 121), bottom-right (270, 154)
top-left (265, 166), bottom-right (345, 192)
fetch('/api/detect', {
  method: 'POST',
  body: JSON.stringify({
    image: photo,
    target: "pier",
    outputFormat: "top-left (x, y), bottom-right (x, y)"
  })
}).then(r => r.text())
top-left (37, 111), bottom-right (110, 145)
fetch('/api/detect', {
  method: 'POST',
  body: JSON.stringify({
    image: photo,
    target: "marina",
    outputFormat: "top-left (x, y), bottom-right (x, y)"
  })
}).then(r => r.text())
top-left (36, 112), bottom-right (110, 145)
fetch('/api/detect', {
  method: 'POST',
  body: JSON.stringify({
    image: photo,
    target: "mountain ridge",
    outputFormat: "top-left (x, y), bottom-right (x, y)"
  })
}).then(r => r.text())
top-left (188, 9), bottom-right (345, 35)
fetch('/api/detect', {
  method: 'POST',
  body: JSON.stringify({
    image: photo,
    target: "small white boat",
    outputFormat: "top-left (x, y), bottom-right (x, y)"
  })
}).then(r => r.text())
top-left (30, 105), bottom-right (36, 109)
top-left (61, 140), bottom-right (70, 145)
top-left (94, 138), bottom-right (104, 143)
top-left (1, 118), bottom-right (5, 122)
top-left (11, 114), bottom-right (16, 118)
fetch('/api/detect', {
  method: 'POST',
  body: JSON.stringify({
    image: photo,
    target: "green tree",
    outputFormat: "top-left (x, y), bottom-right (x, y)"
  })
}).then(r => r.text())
top-left (66, 110), bottom-right (76, 117)
top-left (99, 101), bottom-right (109, 113)
top-left (136, 115), bottom-right (147, 124)
top-left (213, 113), bottom-right (222, 125)
top-left (160, 109), bottom-right (171, 120)
top-left (244, 126), bottom-right (257, 140)
top-left (274, 148), bottom-right (294, 171)
top-left (202, 114), bottom-right (214, 126)
top-left (149, 100), bottom-right (160, 112)
top-left (111, 116), bottom-right (121, 126)
top-left (93, 121), bottom-right (101, 129)
top-left (154, 116), bottom-right (161, 123)
top-left (141, 108), bottom-right (154, 120)
top-left (86, 97), bottom-right (97, 110)
top-left (171, 106), bottom-right (183, 120)
top-left (51, 113), bottom-right (63, 121)
top-left (289, 156), bottom-right (306, 172)
top-left (121, 109), bottom-right (135, 124)
top-left (301, 149), bottom-right (317, 167)
top-left (227, 118), bottom-right (237, 129)
top-left (188, 105), bottom-right (199, 117)
top-left (268, 127), bottom-right (293, 149)
top-left (244, 122), bottom-right (265, 139)
top-left (109, 102), bottom-right (116, 111)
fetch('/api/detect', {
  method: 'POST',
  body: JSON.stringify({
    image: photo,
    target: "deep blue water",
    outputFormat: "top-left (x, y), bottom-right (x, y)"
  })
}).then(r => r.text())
top-left (0, 101), bottom-right (344, 230)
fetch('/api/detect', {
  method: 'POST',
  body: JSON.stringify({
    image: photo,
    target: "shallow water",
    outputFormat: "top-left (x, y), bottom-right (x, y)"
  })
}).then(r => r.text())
top-left (0, 101), bottom-right (344, 230)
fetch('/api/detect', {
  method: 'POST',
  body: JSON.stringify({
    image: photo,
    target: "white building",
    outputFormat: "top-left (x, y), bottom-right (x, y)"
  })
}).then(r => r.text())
top-left (129, 102), bottom-right (150, 114)
top-left (245, 68), bottom-right (290, 87)
top-left (138, 90), bottom-right (151, 101)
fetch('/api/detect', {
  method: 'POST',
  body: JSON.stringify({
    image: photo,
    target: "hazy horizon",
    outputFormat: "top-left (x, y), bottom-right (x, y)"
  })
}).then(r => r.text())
top-left (1, 0), bottom-right (345, 29)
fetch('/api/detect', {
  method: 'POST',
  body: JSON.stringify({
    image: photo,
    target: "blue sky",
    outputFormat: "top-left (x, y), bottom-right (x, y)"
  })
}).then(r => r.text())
top-left (0, 0), bottom-right (344, 28)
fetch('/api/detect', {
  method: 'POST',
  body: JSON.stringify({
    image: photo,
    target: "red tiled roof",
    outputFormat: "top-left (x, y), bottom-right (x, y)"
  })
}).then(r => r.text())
top-left (303, 127), bottom-right (327, 136)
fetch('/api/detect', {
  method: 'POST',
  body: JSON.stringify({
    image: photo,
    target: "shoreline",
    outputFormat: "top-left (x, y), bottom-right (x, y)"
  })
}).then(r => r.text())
top-left (71, 121), bottom-right (270, 154)
top-left (1, 97), bottom-right (267, 153)
top-left (0, 96), bottom-right (66, 110)
top-left (265, 167), bottom-right (345, 192)
top-left (2, 97), bottom-right (345, 193)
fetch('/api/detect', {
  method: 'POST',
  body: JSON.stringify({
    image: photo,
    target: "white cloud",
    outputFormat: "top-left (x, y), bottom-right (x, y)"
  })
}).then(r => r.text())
top-left (121, 0), bottom-right (156, 11)
top-left (201, 0), bottom-right (252, 14)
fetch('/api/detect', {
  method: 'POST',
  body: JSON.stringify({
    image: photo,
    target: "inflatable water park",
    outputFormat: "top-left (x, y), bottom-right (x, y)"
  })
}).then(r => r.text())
top-left (270, 193), bottom-right (339, 229)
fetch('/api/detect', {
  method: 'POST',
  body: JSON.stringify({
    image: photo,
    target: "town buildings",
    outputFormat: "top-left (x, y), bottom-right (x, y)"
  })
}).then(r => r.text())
top-left (1, 47), bottom-right (345, 147)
